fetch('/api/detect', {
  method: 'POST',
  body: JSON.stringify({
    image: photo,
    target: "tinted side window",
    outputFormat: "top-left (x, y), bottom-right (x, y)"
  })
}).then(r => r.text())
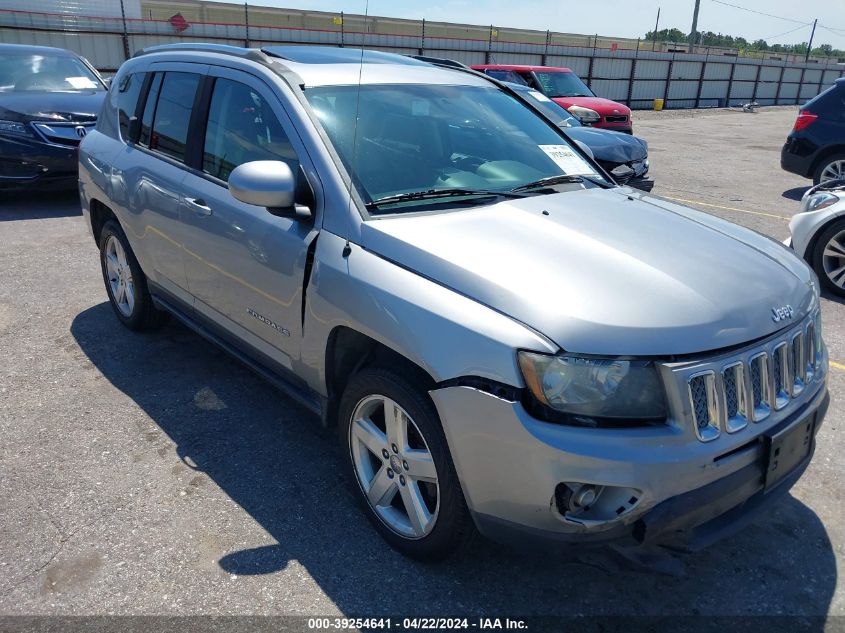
top-left (149, 72), bottom-right (201, 162)
top-left (116, 72), bottom-right (145, 140)
top-left (202, 78), bottom-right (298, 181)
top-left (139, 72), bottom-right (162, 147)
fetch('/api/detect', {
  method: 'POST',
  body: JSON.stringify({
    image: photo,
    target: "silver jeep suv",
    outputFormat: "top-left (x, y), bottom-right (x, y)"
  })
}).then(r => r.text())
top-left (79, 44), bottom-right (829, 560)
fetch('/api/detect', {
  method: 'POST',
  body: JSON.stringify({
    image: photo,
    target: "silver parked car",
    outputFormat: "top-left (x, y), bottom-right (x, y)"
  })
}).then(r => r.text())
top-left (79, 44), bottom-right (829, 561)
top-left (789, 180), bottom-right (845, 297)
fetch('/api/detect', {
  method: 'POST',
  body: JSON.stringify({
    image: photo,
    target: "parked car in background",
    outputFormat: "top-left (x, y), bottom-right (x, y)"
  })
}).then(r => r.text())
top-left (0, 43), bottom-right (106, 191)
top-left (80, 44), bottom-right (827, 561)
top-left (505, 82), bottom-right (652, 191)
top-left (781, 77), bottom-right (845, 185)
top-left (789, 179), bottom-right (845, 295)
top-left (473, 64), bottom-right (632, 133)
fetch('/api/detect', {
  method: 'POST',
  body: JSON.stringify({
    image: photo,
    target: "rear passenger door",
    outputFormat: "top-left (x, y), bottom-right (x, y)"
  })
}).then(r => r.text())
top-left (179, 67), bottom-right (318, 371)
top-left (112, 63), bottom-right (207, 303)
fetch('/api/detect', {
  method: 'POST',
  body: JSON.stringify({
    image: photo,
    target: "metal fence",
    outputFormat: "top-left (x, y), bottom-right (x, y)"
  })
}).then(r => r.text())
top-left (0, 6), bottom-right (842, 109)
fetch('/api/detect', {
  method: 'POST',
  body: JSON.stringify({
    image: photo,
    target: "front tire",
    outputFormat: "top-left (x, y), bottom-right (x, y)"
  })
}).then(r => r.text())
top-left (339, 367), bottom-right (473, 560)
top-left (811, 218), bottom-right (845, 297)
top-left (99, 220), bottom-right (169, 330)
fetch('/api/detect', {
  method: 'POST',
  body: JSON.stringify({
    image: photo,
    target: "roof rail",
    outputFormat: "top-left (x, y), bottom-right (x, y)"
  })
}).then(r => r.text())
top-left (133, 43), bottom-right (270, 65)
top-left (408, 55), bottom-right (469, 70)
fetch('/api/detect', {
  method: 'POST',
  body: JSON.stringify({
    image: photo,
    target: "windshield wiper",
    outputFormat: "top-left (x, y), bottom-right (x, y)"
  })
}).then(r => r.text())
top-left (365, 188), bottom-right (528, 209)
top-left (511, 174), bottom-right (610, 193)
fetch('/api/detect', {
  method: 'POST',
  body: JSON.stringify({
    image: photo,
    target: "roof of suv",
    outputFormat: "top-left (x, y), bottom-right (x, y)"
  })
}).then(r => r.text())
top-left (473, 64), bottom-right (574, 73)
top-left (136, 44), bottom-right (490, 88)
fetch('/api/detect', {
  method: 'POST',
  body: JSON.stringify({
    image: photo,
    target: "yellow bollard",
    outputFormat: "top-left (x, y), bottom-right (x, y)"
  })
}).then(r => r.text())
top-left (653, 98), bottom-right (664, 111)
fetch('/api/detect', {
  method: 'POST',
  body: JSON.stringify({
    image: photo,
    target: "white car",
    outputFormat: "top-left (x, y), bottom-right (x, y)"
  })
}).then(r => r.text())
top-left (790, 180), bottom-right (845, 296)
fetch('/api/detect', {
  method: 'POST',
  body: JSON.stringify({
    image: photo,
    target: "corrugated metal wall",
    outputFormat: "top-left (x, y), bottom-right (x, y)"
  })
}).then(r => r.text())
top-left (0, 6), bottom-right (841, 109)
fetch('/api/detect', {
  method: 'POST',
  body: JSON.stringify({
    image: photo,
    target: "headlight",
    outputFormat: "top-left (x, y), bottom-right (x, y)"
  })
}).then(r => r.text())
top-left (518, 351), bottom-right (667, 426)
top-left (0, 119), bottom-right (33, 138)
top-left (567, 105), bottom-right (601, 123)
top-left (800, 192), bottom-right (840, 213)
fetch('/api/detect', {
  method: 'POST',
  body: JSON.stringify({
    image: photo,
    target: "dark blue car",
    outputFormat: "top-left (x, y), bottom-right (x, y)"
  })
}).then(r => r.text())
top-left (505, 81), bottom-right (653, 191)
top-left (0, 43), bottom-right (107, 191)
top-left (781, 77), bottom-right (845, 185)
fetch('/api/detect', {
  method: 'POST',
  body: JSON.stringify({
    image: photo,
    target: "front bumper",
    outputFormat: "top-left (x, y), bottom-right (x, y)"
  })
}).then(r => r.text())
top-left (781, 139), bottom-right (814, 179)
top-left (0, 135), bottom-right (79, 191)
top-left (430, 380), bottom-right (828, 552)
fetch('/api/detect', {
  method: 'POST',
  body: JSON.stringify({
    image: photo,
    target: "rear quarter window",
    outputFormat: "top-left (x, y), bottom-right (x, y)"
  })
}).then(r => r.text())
top-left (804, 84), bottom-right (845, 119)
top-left (116, 72), bottom-right (145, 140)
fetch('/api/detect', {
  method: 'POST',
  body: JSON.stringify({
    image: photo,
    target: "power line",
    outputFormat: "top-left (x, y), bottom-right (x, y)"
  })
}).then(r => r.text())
top-left (817, 23), bottom-right (845, 36)
top-left (757, 22), bottom-right (813, 42)
top-left (710, 0), bottom-right (809, 25)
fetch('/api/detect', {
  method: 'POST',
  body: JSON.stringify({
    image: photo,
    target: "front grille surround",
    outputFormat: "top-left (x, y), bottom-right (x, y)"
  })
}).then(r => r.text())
top-left (678, 311), bottom-right (824, 442)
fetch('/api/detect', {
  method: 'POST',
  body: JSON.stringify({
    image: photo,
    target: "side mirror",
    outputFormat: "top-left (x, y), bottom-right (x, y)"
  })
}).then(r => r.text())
top-left (229, 160), bottom-right (311, 218)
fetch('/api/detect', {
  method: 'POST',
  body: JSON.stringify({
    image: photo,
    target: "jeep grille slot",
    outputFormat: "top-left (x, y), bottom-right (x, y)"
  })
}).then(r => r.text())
top-left (772, 342), bottom-right (790, 410)
top-left (721, 362), bottom-right (747, 433)
top-left (688, 371), bottom-right (720, 442)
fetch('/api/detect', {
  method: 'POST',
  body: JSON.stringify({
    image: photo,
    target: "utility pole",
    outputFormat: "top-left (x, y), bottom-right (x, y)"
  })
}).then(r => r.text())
top-left (652, 7), bottom-right (660, 52)
top-left (689, 0), bottom-right (701, 54)
top-left (805, 18), bottom-right (817, 62)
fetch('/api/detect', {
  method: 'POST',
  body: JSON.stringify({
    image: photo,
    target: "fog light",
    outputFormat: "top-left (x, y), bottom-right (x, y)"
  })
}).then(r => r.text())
top-left (555, 482), bottom-right (643, 527)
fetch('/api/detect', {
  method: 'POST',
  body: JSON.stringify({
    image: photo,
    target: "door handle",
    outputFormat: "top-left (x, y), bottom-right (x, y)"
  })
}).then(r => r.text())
top-left (186, 197), bottom-right (212, 216)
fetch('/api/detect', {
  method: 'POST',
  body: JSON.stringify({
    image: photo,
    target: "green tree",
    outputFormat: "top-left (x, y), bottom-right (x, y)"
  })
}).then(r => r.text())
top-left (751, 39), bottom-right (769, 50)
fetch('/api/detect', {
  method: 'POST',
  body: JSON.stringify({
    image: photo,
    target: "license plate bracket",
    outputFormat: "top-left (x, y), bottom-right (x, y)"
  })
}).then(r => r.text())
top-left (764, 414), bottom-right (815, 491)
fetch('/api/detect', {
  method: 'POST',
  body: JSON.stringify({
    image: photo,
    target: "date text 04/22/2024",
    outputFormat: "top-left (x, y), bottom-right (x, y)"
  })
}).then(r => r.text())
top-left (306, 618), bottom-right (528, 630)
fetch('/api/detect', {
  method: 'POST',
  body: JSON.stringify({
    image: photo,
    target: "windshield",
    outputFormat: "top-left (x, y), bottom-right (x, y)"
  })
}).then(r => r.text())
top-left (0, 52), bottom-right (103, 92)
top-left (305, 83), bottom-right (601, 213)
top-left (533, 71), bottom-right (594, 98)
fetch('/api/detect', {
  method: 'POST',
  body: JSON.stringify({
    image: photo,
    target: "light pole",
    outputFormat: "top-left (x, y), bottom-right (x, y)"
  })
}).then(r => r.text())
top-left (689, 0), bottom-right (701, 54)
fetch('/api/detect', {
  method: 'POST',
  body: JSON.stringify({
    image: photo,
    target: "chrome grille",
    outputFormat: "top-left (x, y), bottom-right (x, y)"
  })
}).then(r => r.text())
top-left (686, 311), bottom-right (822, 441)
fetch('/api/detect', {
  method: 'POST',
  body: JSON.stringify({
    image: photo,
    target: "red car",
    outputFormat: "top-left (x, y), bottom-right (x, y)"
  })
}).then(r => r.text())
top-left (472, 64), bottom-right (632, 133)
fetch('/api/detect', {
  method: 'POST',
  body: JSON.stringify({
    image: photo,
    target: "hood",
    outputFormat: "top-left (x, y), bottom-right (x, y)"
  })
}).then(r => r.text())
top-left (0, 90), bottom-right (106, 122)
top-left (360, 189), bottom-right (815, 356)
top-left (553, 96), bottom-right (631, 116)
top-left (564, 127), bottom-right (647, 164)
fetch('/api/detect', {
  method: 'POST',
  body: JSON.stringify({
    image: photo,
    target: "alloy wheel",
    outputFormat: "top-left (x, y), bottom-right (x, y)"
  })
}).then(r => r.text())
top-left (822, 229), bottom-right (845, 290)
top-left (104, 235), bottom-right (135, 317)
top-left (820, 160), bottom-right (845, 184)
top-left (348, 394), bottom-right (440, 539)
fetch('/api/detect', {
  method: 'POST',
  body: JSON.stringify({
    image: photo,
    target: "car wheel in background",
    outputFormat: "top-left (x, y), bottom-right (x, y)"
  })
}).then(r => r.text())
top-left (339, 367), bottom-right (473, 560)
top-left (98, 220), bottom-right (169, 330)
top-left (814, 153), bottom-right (845, 185)
top-left (811, 218), bottom-right (845, 297)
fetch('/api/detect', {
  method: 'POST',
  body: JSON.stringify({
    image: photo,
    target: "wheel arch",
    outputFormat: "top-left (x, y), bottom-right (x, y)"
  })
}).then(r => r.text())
top-left (323, 326), bottom-right (436, 427)
top-left (803, 211), bottom-right (845, 265)
top-left (810, 145), bottom-right (845, 181)
top-left (89, 198), bottom-right (118, 245)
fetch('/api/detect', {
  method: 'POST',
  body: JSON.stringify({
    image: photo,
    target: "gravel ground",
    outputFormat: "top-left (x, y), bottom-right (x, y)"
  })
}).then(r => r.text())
top-left (0, 105), bottom-right (842, 625)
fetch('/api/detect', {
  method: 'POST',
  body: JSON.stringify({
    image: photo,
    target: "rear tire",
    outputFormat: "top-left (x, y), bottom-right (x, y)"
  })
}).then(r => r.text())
top-left (811, 218), bottom-right (845, 298)
top-left (98, 220), bottom-right (169, 331)
top-left (813, 153), bottom-right (845, 186)
top-left (339, 367), bottom-right (474, 561)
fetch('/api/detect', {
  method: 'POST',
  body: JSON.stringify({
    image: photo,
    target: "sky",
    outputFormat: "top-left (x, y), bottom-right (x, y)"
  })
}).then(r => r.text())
top-left (227, 0), bottom-right (845, 50)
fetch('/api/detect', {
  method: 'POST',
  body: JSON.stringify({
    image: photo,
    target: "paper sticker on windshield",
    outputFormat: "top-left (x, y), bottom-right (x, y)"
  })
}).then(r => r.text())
top-left (66, 76), bottom-right (98, 89)
top-left (538, 144), bottom-right (597, 176)
top-left (527, 91), bottom-right (552, 102)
